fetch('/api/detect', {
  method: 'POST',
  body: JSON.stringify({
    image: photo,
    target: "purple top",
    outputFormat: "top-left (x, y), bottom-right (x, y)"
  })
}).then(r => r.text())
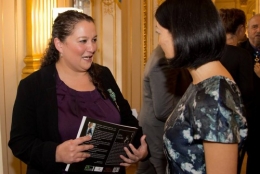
top-left (56, 74), bottom-right (121, 142)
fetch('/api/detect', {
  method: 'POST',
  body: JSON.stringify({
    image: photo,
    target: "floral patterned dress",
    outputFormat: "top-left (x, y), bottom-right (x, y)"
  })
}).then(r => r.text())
top-left (164, 76), bottom-right (248, 174)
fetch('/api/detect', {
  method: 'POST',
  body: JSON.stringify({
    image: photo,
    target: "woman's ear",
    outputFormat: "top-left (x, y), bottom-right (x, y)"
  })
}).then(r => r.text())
top-left (54, 38), bottom-right (63, 53)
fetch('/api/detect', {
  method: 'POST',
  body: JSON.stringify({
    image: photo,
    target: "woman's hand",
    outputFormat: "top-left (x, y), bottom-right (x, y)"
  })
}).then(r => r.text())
top-left (55, 136), bottom-right (94, 164)
top-left (119, 135), bottom-right (148, 167)
top-left (254, 62), bottom-right (260, 78)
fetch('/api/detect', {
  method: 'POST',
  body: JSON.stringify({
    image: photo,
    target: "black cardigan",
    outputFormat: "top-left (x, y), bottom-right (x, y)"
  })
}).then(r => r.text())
top-left (8, 63), bottom-right (142, 174)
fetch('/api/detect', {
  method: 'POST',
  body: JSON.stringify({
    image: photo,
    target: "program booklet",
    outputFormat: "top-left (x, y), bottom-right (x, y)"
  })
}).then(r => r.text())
top-left (65, 116), bottom-right (138, 173)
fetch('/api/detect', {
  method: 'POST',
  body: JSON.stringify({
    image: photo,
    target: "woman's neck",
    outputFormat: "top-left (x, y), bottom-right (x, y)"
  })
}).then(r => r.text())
top-left (55, 62), bottom-right (95, 91)
top-left (188, 61), bottom-right (233, 84)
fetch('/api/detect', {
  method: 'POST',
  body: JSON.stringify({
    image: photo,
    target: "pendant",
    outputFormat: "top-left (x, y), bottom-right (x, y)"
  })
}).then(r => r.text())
top-left (255, 51), bottom-right (260, 63)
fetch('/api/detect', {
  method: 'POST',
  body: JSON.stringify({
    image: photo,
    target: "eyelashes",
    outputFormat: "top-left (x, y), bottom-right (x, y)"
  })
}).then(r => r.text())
top-left (79, 38), bottom-right (97, 43)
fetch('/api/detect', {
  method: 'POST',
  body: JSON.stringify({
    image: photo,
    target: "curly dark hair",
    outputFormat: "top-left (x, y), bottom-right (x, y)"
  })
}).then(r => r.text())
top-left (41, 10), bottom-right (107, 98)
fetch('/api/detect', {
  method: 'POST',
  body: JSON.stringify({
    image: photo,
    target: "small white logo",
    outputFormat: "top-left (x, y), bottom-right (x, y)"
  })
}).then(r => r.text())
top-left (94, 166), bottom-right (103, 172)
top-left (112, 167), bottom-right (120, 172)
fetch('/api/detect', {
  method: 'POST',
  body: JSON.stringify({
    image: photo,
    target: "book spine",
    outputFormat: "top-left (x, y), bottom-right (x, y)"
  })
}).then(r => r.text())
top-left (65, 116), bottom-right (87, 171)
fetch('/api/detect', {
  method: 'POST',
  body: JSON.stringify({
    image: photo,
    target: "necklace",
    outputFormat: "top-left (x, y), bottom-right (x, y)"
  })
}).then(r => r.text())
top-left (254, 50), bottom-right (260, 63)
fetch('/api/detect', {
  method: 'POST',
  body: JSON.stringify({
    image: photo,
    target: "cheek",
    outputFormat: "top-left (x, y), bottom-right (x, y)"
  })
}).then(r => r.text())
top-left (92, 43), bottom-right (98, 51)
top-left (248, 30), bottom-right (254, 37)
top-left (164, 45), bottom-right (174, 59)
top-left (69, 45), bottom-right (86, 55)
top-left (159, 37), bottom-right (174, 58)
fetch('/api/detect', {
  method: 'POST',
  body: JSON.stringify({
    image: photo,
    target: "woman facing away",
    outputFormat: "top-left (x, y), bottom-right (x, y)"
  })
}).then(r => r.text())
top-left (155, 0), bottom-right (247, 174)
top-left (8, 10), bottom-right (147, 174)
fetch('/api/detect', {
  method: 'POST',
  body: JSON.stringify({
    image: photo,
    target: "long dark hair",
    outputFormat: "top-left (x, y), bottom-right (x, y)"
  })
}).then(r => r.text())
top-left (155, 0), bottom-right (226, 69)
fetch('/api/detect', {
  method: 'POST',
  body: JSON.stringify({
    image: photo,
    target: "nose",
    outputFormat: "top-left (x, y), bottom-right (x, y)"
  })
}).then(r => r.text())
top-left (86, 41), bottom-right (96, 53)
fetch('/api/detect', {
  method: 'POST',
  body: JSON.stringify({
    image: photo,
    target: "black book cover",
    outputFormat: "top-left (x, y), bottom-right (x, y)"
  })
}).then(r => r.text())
top-left (65, 116), bottom-right (138, 173)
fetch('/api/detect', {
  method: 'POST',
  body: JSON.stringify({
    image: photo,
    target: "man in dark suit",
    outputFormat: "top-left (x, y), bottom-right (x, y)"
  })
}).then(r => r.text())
top-left (219, 7), bottom-right (254, 136)
top-left (219, 8), bottom-right (254, 174)
top-left (220, 45), bottom-right (254, 118)
top-left (239, 13), bottom-right (260, 174)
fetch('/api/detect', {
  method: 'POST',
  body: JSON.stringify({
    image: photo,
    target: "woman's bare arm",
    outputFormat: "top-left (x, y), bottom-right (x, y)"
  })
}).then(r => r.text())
top-left (203, 141), bottom-right (238, 174)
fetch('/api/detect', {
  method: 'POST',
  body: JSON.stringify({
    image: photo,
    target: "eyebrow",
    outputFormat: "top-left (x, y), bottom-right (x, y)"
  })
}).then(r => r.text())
top-left (251, 24), bottom-right (259, 28)
top-left (80, 35), bottom-right (98, 39)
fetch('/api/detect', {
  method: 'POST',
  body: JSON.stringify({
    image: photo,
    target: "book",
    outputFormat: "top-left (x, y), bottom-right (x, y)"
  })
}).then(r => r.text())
top-left (65, 116), bottom-right (138, 173)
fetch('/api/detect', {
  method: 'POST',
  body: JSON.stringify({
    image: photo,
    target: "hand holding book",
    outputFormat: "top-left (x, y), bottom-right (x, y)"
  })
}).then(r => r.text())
top-left (65, 116), bottom-right (148, 173)
top-left (119, 135), bottom-right (148, 167)
top-left (55, 135), bottom-right (94, 164)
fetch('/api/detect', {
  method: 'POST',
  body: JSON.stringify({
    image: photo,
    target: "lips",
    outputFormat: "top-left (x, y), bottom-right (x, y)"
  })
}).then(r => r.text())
top-left (82, 55), bottom-right (93, 60)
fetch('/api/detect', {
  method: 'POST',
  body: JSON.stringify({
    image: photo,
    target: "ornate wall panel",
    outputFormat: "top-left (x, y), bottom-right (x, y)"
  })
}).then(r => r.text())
top-left (22, 0), bottom-right (56, 78)
top-left (121, 0), bottom-right (161, 112)
top-left (121, 0), bottom-right (142, 110)
top-left (92, 0), bottom-right (122, 89)
top-left (0, 0), bottom-right (27, 173)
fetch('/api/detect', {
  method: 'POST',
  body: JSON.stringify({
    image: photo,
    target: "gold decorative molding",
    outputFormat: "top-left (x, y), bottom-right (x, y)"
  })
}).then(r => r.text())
top-left (22, 55), bottom-right (42, 79)
top-left (102, 0), bottom-right (114, 15)
top-left (158, 0), bottom-right (165, 5)
top-left (113, 2), bottom-right (117, 80)
top-left (22, 0), bottom-right (56, 78)
top-left (90, 0), bottom-right (94, 16)
top-left (115, 0), bottom-right (121, 9)
top-left (142, 0), bottom-right (148, 66)
top-left (240, 0), bottom-right (248, 5)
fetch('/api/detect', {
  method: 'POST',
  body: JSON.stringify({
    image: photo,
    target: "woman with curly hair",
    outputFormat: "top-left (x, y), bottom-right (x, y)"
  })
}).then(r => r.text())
top-left (8, 10), bottom-right (147, 174)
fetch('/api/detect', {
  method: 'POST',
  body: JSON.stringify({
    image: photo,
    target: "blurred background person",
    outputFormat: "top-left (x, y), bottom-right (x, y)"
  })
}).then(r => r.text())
top-left (137, 45), bottom-right (191, 174)
top-left (239, 13), bottom-right (260, 174)
top-left (219, 8), bottom-right (253, 124)
top-left (219, 8), bottom-right (247, 46)
top-left (219, 8), bottom-right (254, 173)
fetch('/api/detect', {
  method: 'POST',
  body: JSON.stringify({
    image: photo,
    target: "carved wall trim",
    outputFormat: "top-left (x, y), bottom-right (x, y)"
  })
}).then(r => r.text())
top-left (142, 0), bottom-right (148, 66)
top-left (240, 0), bottom-right (248, 5)
top-left (102, 0), bottom-right (114, 15)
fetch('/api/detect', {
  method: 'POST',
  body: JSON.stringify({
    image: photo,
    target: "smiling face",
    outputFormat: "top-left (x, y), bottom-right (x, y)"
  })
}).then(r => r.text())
top-left (155, 21), bottom-right (174, 59)
top-left (55, 20), bottom-right (97, 72)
